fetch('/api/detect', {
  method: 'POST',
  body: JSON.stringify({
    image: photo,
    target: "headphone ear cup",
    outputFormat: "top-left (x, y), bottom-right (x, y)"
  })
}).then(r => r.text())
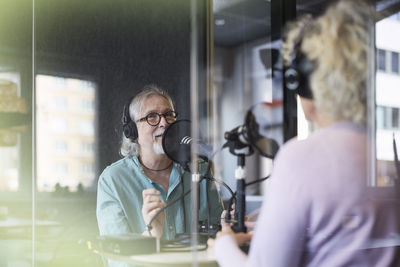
top-left (284, 50), bottom-right (314, 99)
top-left (123, 123), bottom-right (132, 139)
top-left (122, 97), bottom-right (138, 141)
top-left (123, 121), bottom-right (138, 140)
top-left (284, 66), bottom-right (300, 91)
top-left (296, 54), bottom-right (314, 99)
top-left (130, 121), bottom-right (138, 140)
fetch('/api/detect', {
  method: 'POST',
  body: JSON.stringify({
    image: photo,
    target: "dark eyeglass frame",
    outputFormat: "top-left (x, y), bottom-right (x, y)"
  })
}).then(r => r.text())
top-left (136, 110), bottom-right (178, 126)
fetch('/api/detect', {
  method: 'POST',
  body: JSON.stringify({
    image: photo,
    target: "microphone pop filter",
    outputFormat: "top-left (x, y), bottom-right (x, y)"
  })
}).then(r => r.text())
top-left (162, 119), bottom-right (192, 167)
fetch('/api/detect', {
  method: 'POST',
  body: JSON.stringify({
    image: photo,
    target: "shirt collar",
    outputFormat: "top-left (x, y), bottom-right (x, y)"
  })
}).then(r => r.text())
top-left (130, 156), bottom-right (185, 195)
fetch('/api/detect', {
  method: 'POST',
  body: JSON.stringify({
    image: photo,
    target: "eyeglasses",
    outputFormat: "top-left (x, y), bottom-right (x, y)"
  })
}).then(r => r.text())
top-left (137, 110), bottom-right (178, 126)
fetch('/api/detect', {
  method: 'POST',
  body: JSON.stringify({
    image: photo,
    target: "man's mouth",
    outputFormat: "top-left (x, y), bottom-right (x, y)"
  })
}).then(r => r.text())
top-left (154, 133), bottom-right (164, 139)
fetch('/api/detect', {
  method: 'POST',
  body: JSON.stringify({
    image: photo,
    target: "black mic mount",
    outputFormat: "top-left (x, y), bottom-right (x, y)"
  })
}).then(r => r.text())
top-left (223, 104), bottom-right (280, 233)
top-left (223, 108), bottom-right (279, 159)
top-left (224, 125), bottom-right (254, 156)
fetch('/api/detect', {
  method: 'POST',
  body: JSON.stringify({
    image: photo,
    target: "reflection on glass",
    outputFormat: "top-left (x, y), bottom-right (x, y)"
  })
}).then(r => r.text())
top-left (0, 1), bottom-right (33, 265)
top-left (36, 74), bottom-right (96, 192)
top-left (213, 0), bottom-right (277, 196)
top-left (0, 146), bottom-right (19, 191)
top-left (0, 72), bottom-right (23, 192)
top-left (376, 14), bottom-right (400, 186)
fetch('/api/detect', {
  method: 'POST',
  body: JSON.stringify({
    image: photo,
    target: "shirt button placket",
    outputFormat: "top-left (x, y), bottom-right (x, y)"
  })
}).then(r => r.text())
top-left (168, 214), bottom-right (175, 237)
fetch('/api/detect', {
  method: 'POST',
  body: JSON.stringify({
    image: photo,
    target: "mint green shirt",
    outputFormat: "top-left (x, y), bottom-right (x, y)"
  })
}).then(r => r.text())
top-left (96, 156), bottom-right (223, 241)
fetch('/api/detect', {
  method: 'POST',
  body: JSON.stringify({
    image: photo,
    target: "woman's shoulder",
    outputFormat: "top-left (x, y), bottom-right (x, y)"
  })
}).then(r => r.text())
top-left (277, 121), bottom-right (365, 158)
top-left (272, 131), bottom-right (332, 173)
top-left (275, 137), bottom-right (310, 161)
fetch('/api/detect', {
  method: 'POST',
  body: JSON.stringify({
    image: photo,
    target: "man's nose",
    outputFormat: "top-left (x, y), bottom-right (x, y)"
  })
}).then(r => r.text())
top-left (158, 115), bottom-right (168, 127)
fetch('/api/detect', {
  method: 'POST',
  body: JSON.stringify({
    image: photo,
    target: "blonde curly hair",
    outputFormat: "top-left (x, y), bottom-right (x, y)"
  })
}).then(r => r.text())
top-left (282, 0), bottom-right (375, 125)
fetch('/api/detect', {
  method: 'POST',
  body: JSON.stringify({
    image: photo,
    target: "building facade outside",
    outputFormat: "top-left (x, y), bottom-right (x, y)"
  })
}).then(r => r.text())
top-left (36, 75), bottom-right (96, 192)
top-left (376, 14), bottom-right (400, 185)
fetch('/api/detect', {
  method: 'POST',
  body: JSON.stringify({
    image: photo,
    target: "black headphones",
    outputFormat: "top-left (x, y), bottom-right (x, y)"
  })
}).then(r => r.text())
top-left (122, 96), bottom-right (139, 140)
top-left (284, 40), bottom-right (314, 99)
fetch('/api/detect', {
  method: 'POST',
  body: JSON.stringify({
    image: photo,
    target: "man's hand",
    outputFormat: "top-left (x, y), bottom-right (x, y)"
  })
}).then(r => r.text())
top-left (142, 188), bottom-right (166, 238)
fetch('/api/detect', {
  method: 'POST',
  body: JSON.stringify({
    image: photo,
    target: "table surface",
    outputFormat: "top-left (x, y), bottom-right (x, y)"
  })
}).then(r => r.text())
top-left (0, 218), bottom-right (60, 229)
top-left (95, 248), bottom-right (219, 267)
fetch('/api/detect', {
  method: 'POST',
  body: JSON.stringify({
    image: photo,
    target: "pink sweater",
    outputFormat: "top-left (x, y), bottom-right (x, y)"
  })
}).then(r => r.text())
top-left (215, 121), bottom-right (400, 267)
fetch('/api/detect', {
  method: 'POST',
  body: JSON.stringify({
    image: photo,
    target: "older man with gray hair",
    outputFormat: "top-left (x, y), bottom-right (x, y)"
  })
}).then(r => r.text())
top-left (97, 85), bottom-right (223, 248)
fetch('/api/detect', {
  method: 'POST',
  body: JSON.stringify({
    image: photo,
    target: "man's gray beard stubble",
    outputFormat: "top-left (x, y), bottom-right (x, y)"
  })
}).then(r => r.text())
top-left (153, 141), bottom-right (165, 155)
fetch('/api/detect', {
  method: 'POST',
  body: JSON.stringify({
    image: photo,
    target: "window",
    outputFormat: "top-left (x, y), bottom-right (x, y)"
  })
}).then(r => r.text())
top-left (81, 142), bottom-right (94, 154)
top-left (383, 107), bottom-right (390, 129)
top-left (392, 52), bottom-right (399, 73)
top-left (51, 97), bottom-right (68, 111)
top-left (377, 106), bottom-right (385, 129)
top-left (392, 107), bottom-right (399, 129)
top-left (81, 99), bottom-right (94, 112)
top-left (54, 140), bottom-right (68, 154)
top-left (80, 80), bottom-right (96, 93)
top-left (81, 163), bottom-right (94, 175)
top-left (378, 49), bottom-right (386, 71)
top-left (383, 106), bottom-right (393, 129)
top-left (36, 75), bottom-right (96, 192)
top-left (50, 118), bottom-right (68, 133)
top-left (79, 121), bottom-right (94, 135)
top-left (52, 76), bottom-right (67, 90)
top-left (377, 106), bottom-right (400, 130)
top-left (54, 162), bottom-right (68, 175)
top-left (376, 15), bottom-right (400, 187)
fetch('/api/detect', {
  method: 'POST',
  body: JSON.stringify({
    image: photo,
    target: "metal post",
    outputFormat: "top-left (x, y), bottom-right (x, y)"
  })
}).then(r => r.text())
top-left (233, 154), bottom-right (247, 233)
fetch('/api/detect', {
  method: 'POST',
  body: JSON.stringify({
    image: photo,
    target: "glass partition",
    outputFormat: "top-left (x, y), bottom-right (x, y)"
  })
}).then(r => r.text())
top-left (33, 1), bottom-right (101, 265)
top-left (34, 0), bottom-right (193, 266)
top-left (207, 0), bottom-right (400, 265)
top-left (211, 0), bottom-right (281, 220)
top-left (2, 0), bottom-right (400, 266)
top-left (0, 0), bottom-right (33, 266)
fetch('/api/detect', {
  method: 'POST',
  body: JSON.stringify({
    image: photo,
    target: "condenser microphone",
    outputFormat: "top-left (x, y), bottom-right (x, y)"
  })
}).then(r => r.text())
top-left (162, 120), bottom-right (213, 167)
top-left (224, 125), bottom-right (250, 150)
top-left (224, 106), bottom-right (279, 159)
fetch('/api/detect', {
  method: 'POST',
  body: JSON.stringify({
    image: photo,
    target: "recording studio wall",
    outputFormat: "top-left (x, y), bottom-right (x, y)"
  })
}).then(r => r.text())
top-left (33, 0), bottom-right (195, 178)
